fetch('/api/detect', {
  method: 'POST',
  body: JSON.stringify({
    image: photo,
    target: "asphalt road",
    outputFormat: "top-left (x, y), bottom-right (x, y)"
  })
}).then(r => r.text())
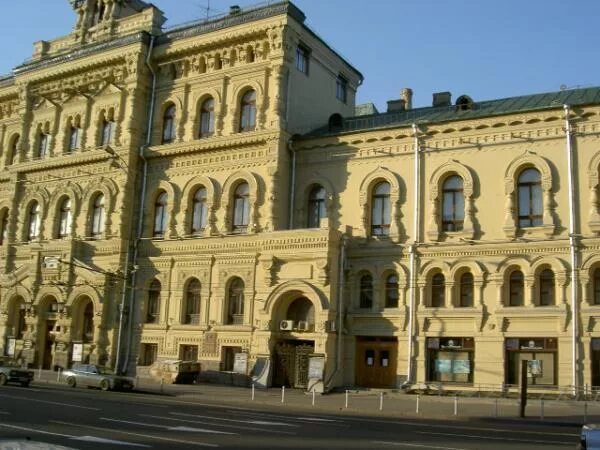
top-left (0, 382), bottom-right (581, 449)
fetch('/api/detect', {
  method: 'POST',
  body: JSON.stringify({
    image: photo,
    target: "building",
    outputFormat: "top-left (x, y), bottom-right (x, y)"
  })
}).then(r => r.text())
top-left (0, 0), bottom-right (599, 393)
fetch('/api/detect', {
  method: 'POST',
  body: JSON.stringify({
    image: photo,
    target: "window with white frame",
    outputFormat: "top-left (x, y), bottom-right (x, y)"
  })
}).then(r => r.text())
top-left (58, 198), bottom-right (72, 238)
top-left (153, 191), bottom-right (168, 238)
top-left (191, 187), bottom-right (208, 234)
top-left (91, 193), bottom-right (105, 237)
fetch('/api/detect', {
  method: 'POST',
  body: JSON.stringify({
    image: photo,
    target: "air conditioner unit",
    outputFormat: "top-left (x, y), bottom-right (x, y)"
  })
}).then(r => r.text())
top-left (297, 321), bottom-right (311, 332)
top-left (325, 320), bottom-right (336, 333)
top-left (43, 256), bottom-right (60, 269)
top-left (280, 320), bottom-right (294, 331)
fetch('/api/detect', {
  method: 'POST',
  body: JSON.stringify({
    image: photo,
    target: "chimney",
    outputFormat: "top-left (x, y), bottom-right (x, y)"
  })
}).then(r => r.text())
top-left (229, 5), bottom-right (241, 15)
top-left (400, 88), bottom-right (413, 110)
top-left (386, 99), bottom-right (406, 113)
top-left (432, 91), bottom-right (452, 107)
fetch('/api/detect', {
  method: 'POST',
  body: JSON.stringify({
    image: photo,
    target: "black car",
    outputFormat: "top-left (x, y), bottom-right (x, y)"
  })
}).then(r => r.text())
top-left (0, 360), bottom-right (34, 387)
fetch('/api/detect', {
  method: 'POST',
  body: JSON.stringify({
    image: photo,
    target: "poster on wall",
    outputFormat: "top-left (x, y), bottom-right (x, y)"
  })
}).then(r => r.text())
top-left (435, 359), bottom-right (452, 374)
top-left (452, 359), bottom-right (471, 374)
top-left (308, 356), bottom-right (325, 380)
top-left (527, 359), bottom-right (543, 377)
top-left (233, 352), bottom-right (248, 374)
top-left (5, 338), bottom-right (15, 357)
top-left (72, 343), bottom-right (83, 362)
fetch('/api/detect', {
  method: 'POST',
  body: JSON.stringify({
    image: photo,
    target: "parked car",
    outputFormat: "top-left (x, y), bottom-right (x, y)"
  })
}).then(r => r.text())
top-left (63, 363), bottom-right (134, 391)
top-left (580, 424), bottom-right (600, 449)
top-left (149, 360), bottom-right (200, 384)
top-left (0, 360), bottom-right (34, 387)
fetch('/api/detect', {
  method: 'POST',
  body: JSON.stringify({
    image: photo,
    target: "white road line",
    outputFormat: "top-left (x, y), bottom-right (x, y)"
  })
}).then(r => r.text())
top-left (0, 393), bottom-right (100, 410)
top-left (52, 420), bottom-right (219, 448)
top-left (172, 412), bottom-right (298, 427)
top-left (373, 441), bottom-right (468, 450)
top-left (139, 414), bottom-right (297, 436)
top-left (0, 411), bottom-right (9, 415)
top-left (100, 417), bottom-right (236, 434)
top-left (72, 436), bottom-right (150, 447)
top-left (0, 423), bottom-right (73, 438)
top-left (225, 409), bottom-right (349, 427)
top-left (295, 417), bottom-right (339, 422)
top-left (414, 430), bottom-right (573, 445)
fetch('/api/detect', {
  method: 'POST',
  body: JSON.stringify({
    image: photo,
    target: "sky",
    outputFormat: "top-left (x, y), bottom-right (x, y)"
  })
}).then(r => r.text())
top-left (1, 0), bottom-right (599, 111)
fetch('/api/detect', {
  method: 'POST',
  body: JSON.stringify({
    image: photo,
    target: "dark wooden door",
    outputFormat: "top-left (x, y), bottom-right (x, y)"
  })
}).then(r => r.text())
top-left (355, 339), bottom-right (397, 388)
top-left (273, 341), bottom-right (314, 388)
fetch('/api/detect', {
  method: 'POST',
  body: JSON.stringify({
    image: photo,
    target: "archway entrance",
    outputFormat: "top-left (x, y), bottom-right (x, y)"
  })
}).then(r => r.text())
top-left (39, 298), bottom-right (59, 370)
top-left (272, 340), bottom-right (314, 389)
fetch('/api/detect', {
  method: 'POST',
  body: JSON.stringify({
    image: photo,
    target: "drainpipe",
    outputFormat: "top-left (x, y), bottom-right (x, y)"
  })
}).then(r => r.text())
top-left (405, 123), bottom-right (421, 386)
top-left (120, 34), bottom-right (156, 374)
top-left (288, 139), bottom-right (296, 229)
top-left (564, 104), bottom-right (579, 392)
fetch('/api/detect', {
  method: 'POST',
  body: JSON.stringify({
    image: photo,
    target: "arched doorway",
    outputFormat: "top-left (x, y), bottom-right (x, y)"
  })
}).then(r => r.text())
top-left (71, 296), bottom-right (95, 364)
top-left (39, 297), bottom-right (59, 370)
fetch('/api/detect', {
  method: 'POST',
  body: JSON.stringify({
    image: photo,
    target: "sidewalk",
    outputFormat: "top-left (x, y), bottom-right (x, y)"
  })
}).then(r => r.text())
top-left (34, 369), bottom-right (599, 425)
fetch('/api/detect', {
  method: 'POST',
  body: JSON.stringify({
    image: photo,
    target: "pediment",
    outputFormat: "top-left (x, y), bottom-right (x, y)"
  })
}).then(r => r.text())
top-left (91, 81), bottom-right (123, 98)
top-left (32, 97), bottom-right (58, 111)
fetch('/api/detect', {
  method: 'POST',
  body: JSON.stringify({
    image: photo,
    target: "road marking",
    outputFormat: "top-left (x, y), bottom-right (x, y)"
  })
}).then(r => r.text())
top-left (100, 417), bottom-right (236, 434)
top-left (140, 414), bottom-right (297, 436)
top-left (0, 423), bottom-right (72, 438)
top-left (0, 411), bottom-right (9, 415)
top-left (295, 417), bottom-right (339, 422)
top-left (414, 430), bottom-right (573, 445)
top-left (172, 412), bottom-right (297, 427)
top-left (52, 420), bottom-right (219, 448)
top-left (373, 441), bottom-right (468, 450)
top-left (72, 436), bottom-right (150, 447)
top-left (225, 410), bottom-right (348, 427)
top-left (0, 393), bottom-right (100, 410)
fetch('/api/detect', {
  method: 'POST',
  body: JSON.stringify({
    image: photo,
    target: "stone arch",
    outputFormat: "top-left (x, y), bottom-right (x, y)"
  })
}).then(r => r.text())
top-left (1, 285), bottom-right (33, 314)
top-left (419, 261), bottom-right (451, 308)
top-left (449, 260), bottom-right (486, 282)
top-left (427, 159), bottom-right (476, 241)
top-left (503, 151), bottom-right (555, 238)
top-left (145, 180), bottom-right (178, 238)
top-left (34, 286), bottom-right (64, 307)
top-left (191, 88), bottom-right (223, 137)
top-left (529, 256), bottom-right (568, 306)
top-left (581, 254), bottom-right (600, 305)
top-left (81, 177), bottom-right (119, 238)
top-left (4, 132), bottom-right (20, 166)
top-left (220, 170), bottom-right (261, 233)
top-left (263, 280), bottom-right (328, 318)
top-left (587, 150), bottom-right (600, 232)
top-left (66, 285), bottom-right (102, 310)
top-left (47, 182), bottom-right (82, 239)
top-left (294, 175), bottom-right (336, 229)
top-left (179, 175), bottom-right (218, 236)
top-left (358, 166), bottom-right (402, 238)
top-left (19, 187), bottom-right (50, 241)
top-left (230, 81), bottom-right (265, 132)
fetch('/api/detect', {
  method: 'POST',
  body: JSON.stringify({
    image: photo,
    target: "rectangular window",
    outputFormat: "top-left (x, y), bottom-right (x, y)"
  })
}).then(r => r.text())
top-left (296, 45), bottom-right (309, 74)
top-left (140, 344), bottom-right (158, 366)
top-left (336, 75), bottom-right (347, 103)
top-left (179, 345), bottom-right (199, 361)
top-left (427, 337), bottom-right (474, 384)
top-left (505, 338), bottom-right (557, 386)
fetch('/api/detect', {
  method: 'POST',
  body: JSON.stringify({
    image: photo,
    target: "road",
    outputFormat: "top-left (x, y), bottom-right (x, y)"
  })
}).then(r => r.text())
top-left (0, 382), bottom-right (581, 449)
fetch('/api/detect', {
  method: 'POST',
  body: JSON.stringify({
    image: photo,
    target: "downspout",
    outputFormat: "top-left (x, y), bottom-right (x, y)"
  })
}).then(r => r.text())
top-left (288, 139), bottom-right (296, 229)
top-left (325, 233), bottom-right (346, 390)
top-left (121, 34), bottom-right (156, 374)
top-left (564, 104), bottom-right (579, 392)
top-left (405, 123), bottom-right (420, 386)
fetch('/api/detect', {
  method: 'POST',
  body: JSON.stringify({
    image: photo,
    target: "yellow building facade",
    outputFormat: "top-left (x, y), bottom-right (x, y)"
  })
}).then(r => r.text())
top-left (1, 0), bottom-right (600, 392)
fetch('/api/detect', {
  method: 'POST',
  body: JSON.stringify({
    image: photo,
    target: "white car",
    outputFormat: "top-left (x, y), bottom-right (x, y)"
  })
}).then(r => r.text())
top-left (579, 424), bottom-right (600, 450)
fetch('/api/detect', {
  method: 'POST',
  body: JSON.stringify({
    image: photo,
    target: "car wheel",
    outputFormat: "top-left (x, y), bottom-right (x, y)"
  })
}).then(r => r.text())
top-left (20, 381), bottom-right (30, 388)
top-left (0, 374), bottom-right (7, 386)
top-left (100, 379), bottom-right (110, 391)
top-left (66, 377), bottom-right (76, 388)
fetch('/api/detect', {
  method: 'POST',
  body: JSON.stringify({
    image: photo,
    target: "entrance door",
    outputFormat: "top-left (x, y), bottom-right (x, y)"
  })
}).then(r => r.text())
top-left (42, 320), bottom-right (56, 370)
top-left (272, 340), bottom-right (314, 388)
top-left (355, 337), bottom-right (398, 388)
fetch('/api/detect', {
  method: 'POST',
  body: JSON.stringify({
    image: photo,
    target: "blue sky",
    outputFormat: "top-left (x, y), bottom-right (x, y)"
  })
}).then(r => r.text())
top-left (2, 1), bottom-right (598, 111)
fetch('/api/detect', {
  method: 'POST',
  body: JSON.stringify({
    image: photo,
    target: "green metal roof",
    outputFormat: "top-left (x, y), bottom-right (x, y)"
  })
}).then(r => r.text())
top-left (304, 86), bottom-right (600, 138)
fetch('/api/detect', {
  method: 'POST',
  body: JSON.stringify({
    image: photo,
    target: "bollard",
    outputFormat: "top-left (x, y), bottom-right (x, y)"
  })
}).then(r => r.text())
top-left (38, 366), bottom-right (42, 382)
top-left (252, 383), bottom-right (255, 401)
top-left (585, 401), bottom-right (588, 423)
top-left (281, 386), bottom-right (285, 403)
top-left (494, 398), bottom-right (498, 417)
top-left (312, 388), bottom-right (315, 406)
top-left (379, 392), bottom-right (383, 411)
top-left (57, 368), bottom-right (62, 383)
top-left (160, 377), bottom-right (164, 394)
top-left (416, 394), bottom-right (420, 414)
top-left (345, 390), bottom-right (349, 409)
top-left (540, 399), bottom-right (544, 421)
top-left (454, 395), bottom-right (458, 416)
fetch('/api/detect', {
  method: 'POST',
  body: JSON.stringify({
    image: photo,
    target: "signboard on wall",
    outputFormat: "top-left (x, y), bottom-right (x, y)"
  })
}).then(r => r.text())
top-left (72, 343), bottom-right (83, 362)
top-left (5, 338), bottom-right (15, 357)
top-left (233, 352), bottom-right (248, 374)
top-left (308, 356), bottom-right (325, 380)
top-left (528, 359), bottom-right (543, 377)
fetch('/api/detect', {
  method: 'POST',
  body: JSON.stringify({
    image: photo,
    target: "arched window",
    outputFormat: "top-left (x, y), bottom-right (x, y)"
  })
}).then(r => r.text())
top-left (539, 269), bottom-right (555, 306)
top-left (509, 270), bottom-right (524, 306)
top-left (431, 273), bottom-right (445, 307)
top-left (58, 198), bottom-right (72, 238)
top-left (8, 134), bottom-right (19, 165)
top-left (359, 274), bottom-right (373, 309)
top-left (14, 299), bottom-right (26, 340)
top-left (371, 181), bottom-right (391, 236)
top-left (91, 0), bottom-right (106, 26)
top-left (162, 104), bottom-right (176, 144)
top-left (146, 279), bottom-right (161, 323)
top-left (307, 185), bottom-right (326, 228)
top-left (91, 194), bottom-right (105, 237)
top-left (183, 279), bottom-right (201, 324)
top-left (38, 132), bottom-right (49, 158)
top-left (232, 182), bottom-right (250, 233)
top-left (191, 187), bottom-right (208, 234)
top-left (239, 90), bottom-right (256, 132)
top-left (0, 211), bottom-right (8, 246)
top-left (101, 117), bottom-right (114, 146)
top-left (518, 168), bottom-right (543, 228)
top-left (442, 175), bottom-right (464, 232)
top-left (68, 122), bottom-right (81, 152)
top-left (385, 274), bottom-right (399, 308)
top-left (459, 272), bottom-right (474, 307)
top-left (27, 201), bottom-right (41, 241)
top-left (82, 302), bottom-right (94, 343)
top-left (199, 98), bottom-right (215, 138)
top-left (226, 278), bottom-right (245, 324)
top-left (153, 191), bottom-right (168, 238)
top-left (594, 269), bottom-right (600, 305)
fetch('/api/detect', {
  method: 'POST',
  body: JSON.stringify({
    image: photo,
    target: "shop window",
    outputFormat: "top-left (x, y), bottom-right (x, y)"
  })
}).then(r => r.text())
top-left (91, 193), bottom-right (105, 237)
top-left (58, 198), bottom-right (72, 238)
top-left (431, 273), bottom-right (445, 307)
top-left (191, 187), bottom-right (208, 234)
top-left (442, 175), bottom-right (464, 232)
top-left (517, 168), bottom-right (543, 228)
top-left (594, 269), bottom-right (600, 305)
top-left (505, 338), bottom-right (557, 386)
top-left (180, 345), bottom-right (198, 361)
top-left (162, 104), bottom-right (176, 144)
top-left (139, 343), bottom-right (158, 366)
top-left (359, 274), bottom-right (373, 309)
top-left (183, 279), bottom-right (201, 325)
top-left (371, 181), bottom-right (391, 236)
top-left (27, 201), bottom-right (41, 241)
top-left (385, 274), bottom-right (399, 308)
top-left (199, 97), bottom-right (215, 138)
top-left (459, 272), bottom-right (473, 307)
top-left (232, 182), bottom-right (249, 234)
top-left (239, 90), bottom-right (256, 132)
top-left (427, 337), bottom-right (474, 384)
top-left (509, 270), bottom-right (524, 306)
top-left (146, 280), bottom-right (161, 324)
top-left (226, 278), bottom-right (244, 325)
top-left (539, 269), bottom-right (555, 306)
top-left (307, 185), bottom-right (326, 228)
top-left (153, 191), bottom-right (168, 238)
